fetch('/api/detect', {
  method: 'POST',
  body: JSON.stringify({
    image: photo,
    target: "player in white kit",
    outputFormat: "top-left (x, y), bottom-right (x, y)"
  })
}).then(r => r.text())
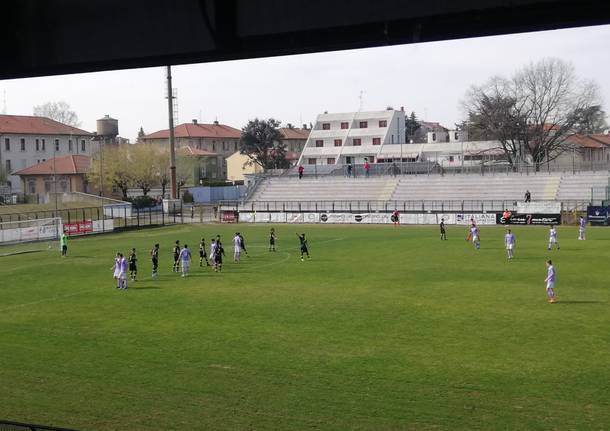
top-left (470, 224), bottom-right (480, 250)
top-left (544, 259), bottom-right (557, 303)
top-left (178, 245), bottom-right (192, 277)
top-left (233, 233), bottom-right (242, 263)
top-left (112, 252), bottom-right (121, 289)
top-left (504, 229), bottom-right (515, 259)
top-left (578, 216), bottom-right (586, 240)
top-left (548, 225), bottom-right (560, 250)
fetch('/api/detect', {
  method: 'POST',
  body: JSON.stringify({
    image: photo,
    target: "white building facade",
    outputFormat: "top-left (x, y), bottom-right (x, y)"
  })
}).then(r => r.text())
top-left (298, 109), bottom-right (406, 166)
top-left (0, 115), bottom-right (94, 192)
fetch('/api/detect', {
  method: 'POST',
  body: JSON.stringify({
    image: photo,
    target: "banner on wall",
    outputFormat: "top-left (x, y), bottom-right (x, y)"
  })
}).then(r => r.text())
top-left (496, 213), bottom-right (560, 225)
top-left (63, 220), bottom-right (93, 235)
top-left (587, 206), bottom-right (610, 225)
top-left (455, 213), bottom-right (497, 225)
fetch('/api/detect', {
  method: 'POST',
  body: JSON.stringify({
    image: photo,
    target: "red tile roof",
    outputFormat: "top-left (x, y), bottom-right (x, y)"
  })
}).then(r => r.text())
top-left (280, 127), bottom-right (310, 140)
top-left (143, 122), bottom-right (241, 140)
top-left (0, 115), bottom-right (92, 136)
top-left (565, 134), bottom-right (610, 149)
top-left (178, 146), bottom-right (219, 156)
top-left (14, 155), bottom-right (91, 176)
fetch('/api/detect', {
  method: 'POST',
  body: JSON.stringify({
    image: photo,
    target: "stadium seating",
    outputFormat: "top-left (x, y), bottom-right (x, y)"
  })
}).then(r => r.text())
top-left (247, 171), bottom-right (610, 204)
top-left (555, 171), bottom-right (610, 201)
top-left (250, 177), bottom-right (398, 202)
top-left (390, 173), bottom-right (561, 201)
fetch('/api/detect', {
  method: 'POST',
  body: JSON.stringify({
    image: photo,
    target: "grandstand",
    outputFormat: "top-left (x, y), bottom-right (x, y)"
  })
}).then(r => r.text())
top-left (243, 171), bottom-right (610, 210)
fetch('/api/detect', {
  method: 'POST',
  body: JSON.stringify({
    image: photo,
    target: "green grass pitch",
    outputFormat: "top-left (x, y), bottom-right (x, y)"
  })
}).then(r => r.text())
top-left (1, 224), bottom-right (609, 430)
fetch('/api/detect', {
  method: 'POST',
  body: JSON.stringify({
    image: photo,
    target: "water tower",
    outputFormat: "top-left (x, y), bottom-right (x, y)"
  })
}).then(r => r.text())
top-left (96, 115), bottom-right (119, 144)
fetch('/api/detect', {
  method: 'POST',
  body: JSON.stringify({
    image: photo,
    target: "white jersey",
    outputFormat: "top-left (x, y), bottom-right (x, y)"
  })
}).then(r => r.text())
top-left (233, 236), bottom-right (242, 253)
top-left (210, 242), bottom-right (218, 258)
top-left (470, 227), bottom-right (479, 240)
top-left (549, 228), bottom-right (557, 242)
top-left (505, 233), bottom-right (515, 248)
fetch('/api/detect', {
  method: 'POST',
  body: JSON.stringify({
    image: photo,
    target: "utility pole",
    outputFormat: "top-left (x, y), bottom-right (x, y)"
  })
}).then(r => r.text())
top-left (166, 66), bottom-right (177, 199)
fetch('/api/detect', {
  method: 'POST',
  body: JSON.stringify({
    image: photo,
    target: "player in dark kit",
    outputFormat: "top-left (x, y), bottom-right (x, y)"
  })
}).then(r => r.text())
top-left (269, 228), bottom-right (277, 252)
top-left (215, 241), bottom-right (225, 272)
top-left (296, 233), bottom-right (310, 261)
top-left (440, 218), bottom-right (447, 240)
top-left (150, 243), bottom-right (159, 279)
top-left (172, 240), bottom-right (180, 272)
top-left (199, 238), bottom-right (209, 266)
top-left (128, 248), bottom-right (138, 281)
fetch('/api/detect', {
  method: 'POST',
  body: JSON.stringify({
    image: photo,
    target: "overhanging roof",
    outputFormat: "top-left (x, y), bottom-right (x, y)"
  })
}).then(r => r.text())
top-left (1, 0), bottom-right (609, 80)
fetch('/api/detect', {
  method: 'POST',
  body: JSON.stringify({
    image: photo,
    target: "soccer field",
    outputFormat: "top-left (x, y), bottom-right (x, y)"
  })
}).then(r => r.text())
top-left (1, 223), bottom-right (609, 430)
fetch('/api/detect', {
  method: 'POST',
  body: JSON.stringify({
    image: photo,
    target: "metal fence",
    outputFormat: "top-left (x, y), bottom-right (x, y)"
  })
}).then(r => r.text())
top-left (0, 203), bottom-right (219, 236)
top-left (222, 199), bottom-right (592, 213)
top-left (0, 420), bottom-right (78, 431)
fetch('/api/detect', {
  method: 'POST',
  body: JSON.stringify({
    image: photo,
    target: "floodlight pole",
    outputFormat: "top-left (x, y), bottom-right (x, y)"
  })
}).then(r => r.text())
top-left (166, 65), bottom-right (177, 199)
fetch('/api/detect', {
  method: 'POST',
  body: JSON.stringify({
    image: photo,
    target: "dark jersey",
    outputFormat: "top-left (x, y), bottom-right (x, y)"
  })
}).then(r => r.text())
top-left (151, 248), bottom-right (159, 260)
top-left (239, 235), bottom-right (246, 250)
top-left (298, 235), bottom-right (308, 250)
top-left (173, 245), bottom-right (180, 260)
top-left (440, 222), bottom-right (446, 233)
top-left (269, 233), bottom-right (276, 244)
top-left (128, 254), bottom-right (137, 265)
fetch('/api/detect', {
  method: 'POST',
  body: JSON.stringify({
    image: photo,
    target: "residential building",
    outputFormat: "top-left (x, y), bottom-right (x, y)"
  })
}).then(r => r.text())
top-left (279, 125), bottom-right (310, 165)
top-left (14, 155), bottom-right (92, 202)
top-left (141, 120), bottom-right (242, 158)
top-left (226, 152), bottom-right (263, 182)
top-left (0, 115), bottom-right (94, 192)
top-left (177, 146), bottom-right (225, 184)
top-left (298, 109), bottom-right (406, 166)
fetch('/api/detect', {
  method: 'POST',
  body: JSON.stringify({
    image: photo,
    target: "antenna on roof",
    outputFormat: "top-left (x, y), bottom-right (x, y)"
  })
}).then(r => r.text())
top-left (358, 90), bottom-right (365, 111)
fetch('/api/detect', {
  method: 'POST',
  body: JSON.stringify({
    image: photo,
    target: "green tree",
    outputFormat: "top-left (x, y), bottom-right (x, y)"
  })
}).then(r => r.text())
top-left (405, 111), bottom-right (421, 142)
top-left (239, 118), bottom-right (290, 169)
top-left (88, 145), bottom-right (134, 199)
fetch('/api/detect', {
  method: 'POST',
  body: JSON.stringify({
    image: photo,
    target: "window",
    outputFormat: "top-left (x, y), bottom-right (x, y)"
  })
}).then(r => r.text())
top-left (234, 142), bottom-right (238, 151)
top-left (20, 138), bottom-right (26, 151)
top-left (454, 132), bottom-right (459, 140)
top-left (68, 139), bottom-right (73, 152)
top-left (359, 121), bottom-right (368, 128)
top-left (432, 133), bottom-right (436, 141)
top-left (352, 138), bottom-right (361, 146)
top-left (41, 139), bottom-right (46, 151)
top-left (379, 120), bottom-right (387, 127)
top-left (308, 158), bottom-right (316, 165)
top-left (35, 139), bottom-right (40, 151)
top-left (372, 138), bottom-right (381, 145)
top-left (334, 139), bottom-right (342, 147)
top-left (212, 143), bottom-right (216, 151)
top-left (327, 158), bottom-right (335, 165)
top-left (28, 180), bottom-right (36, 194)
top-left (4, 138), bottom-right (9, 151)
top-left (5, 160), bottom-right (11, 172)
top-left (45, 181), bottom-right (51, 193)
top-left (449, 156), bottom-right (455, 162)
top-left (81, 140), bottom-right (86, 152)
top-left (340, 122), bottom-right (349, 129)
top-left (322, 123), bottom-right (330, 130)
top-left (315, 140), bottom-right (324, 147)
top-left (55, 139), bottom-right (60, 152)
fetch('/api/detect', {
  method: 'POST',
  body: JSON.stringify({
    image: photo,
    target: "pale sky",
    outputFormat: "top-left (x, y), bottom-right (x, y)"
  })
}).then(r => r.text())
top-left (2, 24), bottom-right (609, 141)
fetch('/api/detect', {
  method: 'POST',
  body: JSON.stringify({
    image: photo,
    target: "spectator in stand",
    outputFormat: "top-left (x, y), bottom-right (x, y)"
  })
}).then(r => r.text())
top-left (524, 190), bottom-right (531, 203)
top-left (364, 159), bottom-right (370, 177)
top-left (346, 163), bottom-right (353, 177)
top-left (298, 165), bottom-right (304, 179)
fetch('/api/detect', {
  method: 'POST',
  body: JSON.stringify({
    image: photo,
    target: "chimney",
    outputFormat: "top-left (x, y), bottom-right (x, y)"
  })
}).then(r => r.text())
top-left (302, 124), bottom-right (307, 130)
top-left (213, 120), bottom-right (219, 126)
top-left (400, 106), bottom-right (404, 111)
top-left (287, 123), bottom-right (293, 129)
top-left (192, 119), bottom-right (198, 125)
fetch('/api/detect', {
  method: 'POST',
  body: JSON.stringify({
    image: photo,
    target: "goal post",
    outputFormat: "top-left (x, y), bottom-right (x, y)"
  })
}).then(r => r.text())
top-left (0, 217), bottom-right (63, 246)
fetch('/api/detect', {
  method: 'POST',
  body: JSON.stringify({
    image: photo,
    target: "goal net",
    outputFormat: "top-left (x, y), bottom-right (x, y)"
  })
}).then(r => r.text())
top-left (0, 217), bottom-right (63, 246)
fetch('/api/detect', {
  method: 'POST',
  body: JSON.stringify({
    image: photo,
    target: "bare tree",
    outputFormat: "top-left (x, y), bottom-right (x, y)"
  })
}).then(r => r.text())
top-left (33, 101), bottom-right (81, 127)
top-left (463, 58), bottom-right (603, 170)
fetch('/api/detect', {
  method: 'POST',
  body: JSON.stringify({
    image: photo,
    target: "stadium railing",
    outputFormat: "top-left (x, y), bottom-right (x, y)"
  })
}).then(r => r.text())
top-left (221, 199), bottom-right (592, 213)
top-left (0, 420), bottom-right (78, 431)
